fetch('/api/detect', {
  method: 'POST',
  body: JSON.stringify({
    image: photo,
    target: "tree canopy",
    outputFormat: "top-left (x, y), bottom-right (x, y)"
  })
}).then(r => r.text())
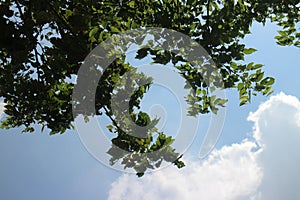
top-left (0, 0), bottom-right (299, 176)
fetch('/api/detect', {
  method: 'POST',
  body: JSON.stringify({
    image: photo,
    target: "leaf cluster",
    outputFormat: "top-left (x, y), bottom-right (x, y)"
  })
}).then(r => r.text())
top-left (0, 0), bottom-right (299, 176)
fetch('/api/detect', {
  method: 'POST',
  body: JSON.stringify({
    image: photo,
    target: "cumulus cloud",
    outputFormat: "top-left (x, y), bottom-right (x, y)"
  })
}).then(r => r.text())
top-left (249, 93), bottom-right (300, 200)
top-left (108, 141), bottom-right (262, 200)
top-left (108, 93), bottom-right (300, 200)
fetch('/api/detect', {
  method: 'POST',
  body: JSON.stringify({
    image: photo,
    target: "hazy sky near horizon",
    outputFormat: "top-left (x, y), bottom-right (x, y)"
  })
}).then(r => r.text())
top-left (0, 21), bottom-right (299, 200)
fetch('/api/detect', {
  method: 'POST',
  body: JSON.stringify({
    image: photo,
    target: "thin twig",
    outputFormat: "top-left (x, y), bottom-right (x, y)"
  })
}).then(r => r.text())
top-left (103, 105), bottom-right (122, 131)
top-left (33, 48), bottom-right (41, 82)
top-left (45, 0), bottom-right (77, 37)
top-left (15, 0), bottom-right (24, 19)
top-left (206, 0), bottom-right (211, 33)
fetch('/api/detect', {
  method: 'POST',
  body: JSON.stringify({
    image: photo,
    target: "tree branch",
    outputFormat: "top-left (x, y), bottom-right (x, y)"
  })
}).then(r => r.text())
top-left (103, 105), bottom-right (122, 132)
top-left (15, 0), bottom-right (24, 19)
top-left (206, 0), bottom-right (211, 33)
top-left (33, 48), bottom-right (41, 82)
top-left (45, 0), bottom-right (77, 37)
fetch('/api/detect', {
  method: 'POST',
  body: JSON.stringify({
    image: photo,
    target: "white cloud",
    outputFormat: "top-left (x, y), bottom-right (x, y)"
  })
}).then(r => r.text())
top-left (108, 93), bottom-right (300, 200)
top-left (248, 93), bottom-right (300, 200)
top-left (109, 141), bottom-right (262, 200)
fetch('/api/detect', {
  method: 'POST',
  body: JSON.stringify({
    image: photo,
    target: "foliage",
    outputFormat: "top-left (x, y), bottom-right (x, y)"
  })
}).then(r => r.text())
top-left (0, 0), bottom-right (299, 176)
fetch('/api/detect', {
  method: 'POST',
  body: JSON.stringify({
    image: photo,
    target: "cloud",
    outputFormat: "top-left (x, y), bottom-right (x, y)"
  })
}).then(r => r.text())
top-left (108, 92), bottom-right (300, 200)
top-left (248, 93), bottom-right (300, 200)
top-left (108, 141), bottom-right (262, 200)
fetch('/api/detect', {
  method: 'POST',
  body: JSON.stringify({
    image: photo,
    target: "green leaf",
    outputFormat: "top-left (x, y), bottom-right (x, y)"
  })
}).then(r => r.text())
top-left (247, 62), bottom-right (263, 71)
top-left (89, 27), bottom-right (99, 38)
top-left (107, 125), bottom-right (113, 132)
top-left (237, 83), bottom-right (244, 90)
top-left (261, 77), bottom-right (275, 85)
top-left (230, 62), bottom-right (238, 69)
top-left (214, 98), bottom-right (228, 106)
top-left (278, 30), bottom-right (287, 36)
top-left (243, 48), bottom-right (257, 55)
top-left (110, 26), bottom-right (119, 33)
top-left (252, 64), bottom-right (263, 70)
top-left (65, 9), bottom-right (73, 18)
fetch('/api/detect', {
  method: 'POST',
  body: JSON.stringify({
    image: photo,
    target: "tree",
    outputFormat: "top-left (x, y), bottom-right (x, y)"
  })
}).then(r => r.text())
top-left (0, 0), bottom-right (299, 176)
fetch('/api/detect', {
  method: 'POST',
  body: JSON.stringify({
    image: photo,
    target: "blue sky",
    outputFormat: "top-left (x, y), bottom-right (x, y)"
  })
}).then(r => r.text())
top-left (0, 21), bottom-right (299, 200)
